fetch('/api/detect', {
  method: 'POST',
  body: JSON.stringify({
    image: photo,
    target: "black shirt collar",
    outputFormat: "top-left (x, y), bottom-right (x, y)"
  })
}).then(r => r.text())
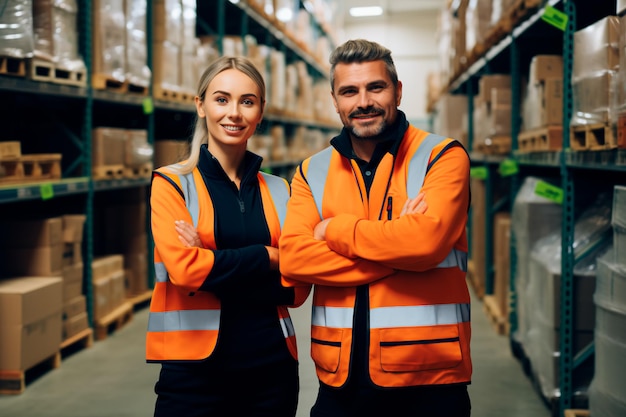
top-left (329, 110), bottom-right (409, 163)
top-left (197, 144), bottom-right (262, 184)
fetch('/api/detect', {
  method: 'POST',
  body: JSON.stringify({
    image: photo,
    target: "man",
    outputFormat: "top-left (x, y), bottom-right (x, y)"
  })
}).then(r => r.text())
top-left (279, 39), bottom-right (472, 416)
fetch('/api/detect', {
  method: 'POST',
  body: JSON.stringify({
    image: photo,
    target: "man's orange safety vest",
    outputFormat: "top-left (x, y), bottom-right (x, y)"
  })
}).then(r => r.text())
top-left (280, 128), bottom-right (472, 388)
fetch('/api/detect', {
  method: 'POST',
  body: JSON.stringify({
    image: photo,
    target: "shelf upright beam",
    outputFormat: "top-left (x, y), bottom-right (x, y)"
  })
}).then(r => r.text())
top-left (79, 0), bottom-right (95, 326)
top-left (217, 0), bottom-right (226, 55)
top-left (146, 0), bottom-right (156, 289)
top-left (558, 1), bottom-right (576, 415)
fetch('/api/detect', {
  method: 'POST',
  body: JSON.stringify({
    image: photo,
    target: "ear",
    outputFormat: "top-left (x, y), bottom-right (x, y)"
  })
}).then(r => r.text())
top-left (195, 96), bottom-right (205, 118)
top-left (396, 81), bottom-right (403, 107)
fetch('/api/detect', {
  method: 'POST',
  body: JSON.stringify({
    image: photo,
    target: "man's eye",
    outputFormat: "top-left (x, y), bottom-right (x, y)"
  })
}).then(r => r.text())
top-left (242, 99), bottom-right (254, 105)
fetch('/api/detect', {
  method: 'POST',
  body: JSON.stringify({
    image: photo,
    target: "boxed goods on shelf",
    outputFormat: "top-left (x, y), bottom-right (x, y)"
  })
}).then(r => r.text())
top-left (0, 0), bottom-right (35, 65)
top-left (0, 277), bottom-right (63, 371)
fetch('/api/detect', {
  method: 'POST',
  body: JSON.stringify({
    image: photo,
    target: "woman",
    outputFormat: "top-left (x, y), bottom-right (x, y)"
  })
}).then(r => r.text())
top-left (146, 56), bottom-right (310, 417)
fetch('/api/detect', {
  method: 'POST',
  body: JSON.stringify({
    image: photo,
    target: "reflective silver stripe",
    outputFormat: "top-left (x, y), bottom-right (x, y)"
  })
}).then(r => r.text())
top-left (370, 303), bottom-right (470, 329)
top-left (312, 306), bottom-right (354, 328)
top-left (260, 172), bottom-right (289, 228)
top-left (179, 172), bottom-right (200, 228)
top-left (147, 309), bottom-right (221, 332)
top-left (279, 316), bottom-right (296, 338)
top-left (307, 146), bottom-right (333, 219)
top-left (406, 133), bottom-right (446, 198)
top-left (154, 262), bottom-right (168, 283)
top-left (438, 248), bottom-right (467, 272)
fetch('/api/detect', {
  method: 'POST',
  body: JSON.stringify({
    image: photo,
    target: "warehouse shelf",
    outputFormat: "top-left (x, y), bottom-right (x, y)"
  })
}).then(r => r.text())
top-left (0, 0), bottom-right (339, 335)
top-left (0, 177), bottom-right (90, 203)
top-left (447, 0), bottom-right (621, 415)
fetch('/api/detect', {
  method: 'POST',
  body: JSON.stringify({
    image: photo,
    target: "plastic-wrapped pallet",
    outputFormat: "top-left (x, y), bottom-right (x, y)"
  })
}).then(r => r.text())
top-left (511, 176), bottom-right (562, 349)
top-left (589, 185), bottom-right (626, 417)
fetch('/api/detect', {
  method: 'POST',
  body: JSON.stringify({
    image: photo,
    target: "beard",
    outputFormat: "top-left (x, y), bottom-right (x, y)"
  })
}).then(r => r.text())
top-left (347, 107), bottom-right (388, 140)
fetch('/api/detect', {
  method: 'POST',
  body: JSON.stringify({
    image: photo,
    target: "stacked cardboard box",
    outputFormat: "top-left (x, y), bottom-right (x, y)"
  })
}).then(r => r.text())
top-left (61, 214), bottom-right (88, 340)
top-left (91, 255), bottom-right (126, 321)
top-left (0, 217), bottom-right (65, 277)
top-left (473, 74), bottom-right (512, 154)
top-left (0, 277), bottom-right (63, 372)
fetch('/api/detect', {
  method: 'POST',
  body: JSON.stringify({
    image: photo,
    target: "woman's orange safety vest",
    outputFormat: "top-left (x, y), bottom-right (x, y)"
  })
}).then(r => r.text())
top-left (280, 128), bottom-right (472, 388)
top-left (147, 165), bottom-right (309, 362)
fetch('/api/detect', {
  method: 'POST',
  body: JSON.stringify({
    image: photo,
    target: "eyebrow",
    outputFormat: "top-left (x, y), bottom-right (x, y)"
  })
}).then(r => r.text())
top-left (336, 80), bottom-right (388, 94)
top-left (211, 90), bottom-right (258, 99)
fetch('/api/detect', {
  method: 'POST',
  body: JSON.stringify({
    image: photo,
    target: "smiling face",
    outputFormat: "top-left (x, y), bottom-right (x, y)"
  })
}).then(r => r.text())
top-left (331, 60), bottom-right (402, 141)
top-left (195, 68), bottom-right (264, 152)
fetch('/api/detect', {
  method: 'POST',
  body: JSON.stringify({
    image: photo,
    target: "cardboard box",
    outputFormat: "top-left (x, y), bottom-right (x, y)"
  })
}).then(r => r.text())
top-left (63, 294), bottom-right (86, 319)
top-left (62, 214), bottom-right (86, 243)
top-left (125, 252), bottom-right (149, 295)
top-left (154, 140), bottom-right (189, 169)
top-left (92, 255), bottom-right (124, 281)
top-left (493, 212), bottom-right (511, 317)
top-left (92, 275), bottom-right (112, 321)
top-left (0, 217), bottom-right (63, 249)
top-left (573, 15), bottom-right (620, 80)
top-left (92, 127), bottom-right (127, 167)
top-left (0, 277), bottom-right (63, 370)
top-left (110, 270), bottom-right (126, 309)
top-left (63, 311), bottom-right (89, 340)
top-left (1, 244), bottom-right (64, 277)
top-left (529, 55), bottom-right (563, 84)
top-left (62, 262), bottom-right (84, 301)
top-left (478, 74), bottom-right (511, 105)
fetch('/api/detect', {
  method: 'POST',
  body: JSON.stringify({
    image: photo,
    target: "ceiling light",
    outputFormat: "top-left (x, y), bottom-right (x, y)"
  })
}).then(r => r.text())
top-left (349, 6), bottom-right (383, 17)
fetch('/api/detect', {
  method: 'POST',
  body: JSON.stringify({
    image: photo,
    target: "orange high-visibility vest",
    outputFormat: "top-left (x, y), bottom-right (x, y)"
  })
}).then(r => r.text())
top-left (280, 128), bottom-right (472, 388)
top-left (147, 165), bottom-right (309, 362)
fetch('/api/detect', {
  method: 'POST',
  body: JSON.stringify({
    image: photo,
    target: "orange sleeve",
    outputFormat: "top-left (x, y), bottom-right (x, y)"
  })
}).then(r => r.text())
top-left (279, 164), bottom-right (394, 287)
top-left (150, 173), bottom-right (216, 292)
top-left (325, 146), bottom-right (470, 272)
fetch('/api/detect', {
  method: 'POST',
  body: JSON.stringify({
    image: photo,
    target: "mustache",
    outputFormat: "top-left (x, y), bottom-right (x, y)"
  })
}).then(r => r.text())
top-left (349, 107), bottom-right (384, 118)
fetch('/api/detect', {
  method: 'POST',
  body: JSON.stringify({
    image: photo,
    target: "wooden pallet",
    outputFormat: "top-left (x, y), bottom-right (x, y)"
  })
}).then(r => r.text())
top-left (0, 55), bottom-right (26, 77)
top-left (563, 410), bottom-right (589, 417)
top-left (0, 153), bottom-right (62, 184)
top-left (0, 141), bottom-right (21, 159)
top-left (0, 352), bottom-right (61, 395)
top-left (482, 295), bottom-right (508, 335)
top-left (94, 301), bottom-right (133, 341)
top-left (474, 136), bottom-right (511, 155)
top-left (467, 260), bottom-right (485, 299)
top-left (92, 73), bottom-right (127, 93)
top-left (618, 112), bottom-right (626, 149)
top-left (518, 126), bottom-right (563, 152)
top-left (127, 289), bottom-right (152, 309)
top-left (92, 164), bottom-right (125, 180)
top-left (123, 162), bottom-right (153, 179)
top-left (60, 327), bottom-right (94, 354)
top-left (26, 59), bottom-right (87, 87)
top-left (153, 85), bottom-right (194, 104)
top-left (570, 123), bottom-right (616, 150)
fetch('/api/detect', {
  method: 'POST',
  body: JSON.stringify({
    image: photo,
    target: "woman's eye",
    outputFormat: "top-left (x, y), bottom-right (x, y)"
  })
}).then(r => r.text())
top-left (216, 97), bottom-right (227, 103)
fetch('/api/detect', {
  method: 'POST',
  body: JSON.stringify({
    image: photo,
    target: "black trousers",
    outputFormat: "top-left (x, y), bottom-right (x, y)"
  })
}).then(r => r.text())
top-left (154, 359), bottom-right (299, 417)
top-left (310, 383), bottom-right (471, 417)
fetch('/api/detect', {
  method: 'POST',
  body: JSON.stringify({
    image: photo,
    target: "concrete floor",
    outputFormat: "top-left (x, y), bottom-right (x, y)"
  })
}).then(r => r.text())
top-left (0, 287), bottom-right (552, 417)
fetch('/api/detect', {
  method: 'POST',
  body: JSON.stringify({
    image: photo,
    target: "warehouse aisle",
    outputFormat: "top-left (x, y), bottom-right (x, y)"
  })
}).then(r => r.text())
top-left (0, 285), bottom-right (552, 417)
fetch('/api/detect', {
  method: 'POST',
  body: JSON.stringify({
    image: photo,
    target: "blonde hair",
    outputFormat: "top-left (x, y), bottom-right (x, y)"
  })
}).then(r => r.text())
top-left (173, 56), bottom-right (266, 175)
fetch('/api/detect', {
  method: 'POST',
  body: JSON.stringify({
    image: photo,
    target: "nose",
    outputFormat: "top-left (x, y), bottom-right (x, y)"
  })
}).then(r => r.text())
top-left (228, 102), bottom-right (242, 119)
top-left (357, 90), bottom-right (373, 109)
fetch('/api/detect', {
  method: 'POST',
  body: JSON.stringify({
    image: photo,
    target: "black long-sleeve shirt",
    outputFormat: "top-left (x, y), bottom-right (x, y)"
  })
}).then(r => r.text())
top-left (195, 145), bottom-right (295, 370)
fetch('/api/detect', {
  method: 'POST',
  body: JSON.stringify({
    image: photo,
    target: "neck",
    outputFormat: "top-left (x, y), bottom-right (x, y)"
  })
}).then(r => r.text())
top-left (209, 143), bottom-right (246, 183)
top-left (350, 138), bottom-right (379, 163)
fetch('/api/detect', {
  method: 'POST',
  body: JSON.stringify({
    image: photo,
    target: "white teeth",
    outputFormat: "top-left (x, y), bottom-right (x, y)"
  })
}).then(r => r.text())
top-left (223, 125), bottom-right (243, 131)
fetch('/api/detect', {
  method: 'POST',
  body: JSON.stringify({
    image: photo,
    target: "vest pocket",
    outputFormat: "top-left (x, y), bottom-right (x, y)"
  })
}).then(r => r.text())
top-left (378, 325), bottom-right (462, 372)
top-left (310, 326), bottom-right (343, 373)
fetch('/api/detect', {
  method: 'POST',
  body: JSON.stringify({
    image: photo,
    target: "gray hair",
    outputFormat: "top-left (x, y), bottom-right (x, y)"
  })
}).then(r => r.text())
top-left (329, 39), bottom-right (398, 92)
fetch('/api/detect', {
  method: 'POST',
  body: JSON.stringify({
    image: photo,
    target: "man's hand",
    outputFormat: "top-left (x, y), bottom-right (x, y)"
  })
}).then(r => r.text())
top-left (313, 218), bottom-right (333, 241)
top-left (175, 220), bottom-right (204, 248)
top-left (399, 192), bottom-right (428, 217)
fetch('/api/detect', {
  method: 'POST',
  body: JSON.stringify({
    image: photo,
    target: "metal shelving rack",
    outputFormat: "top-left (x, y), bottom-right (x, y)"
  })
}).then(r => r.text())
top-left (448, 1), bottom-right (623, 415)
top-left (0, 0), bottom-right (339, 325)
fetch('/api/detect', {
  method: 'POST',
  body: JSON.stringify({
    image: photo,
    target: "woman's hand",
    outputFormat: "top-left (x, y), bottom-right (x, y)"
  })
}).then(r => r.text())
top-left (175, 220), bottom-right (204, 248)
top-left (266, 246), bottom-right (279, 270)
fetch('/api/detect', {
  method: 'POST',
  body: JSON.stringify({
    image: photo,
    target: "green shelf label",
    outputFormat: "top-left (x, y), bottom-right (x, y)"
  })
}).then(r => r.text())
top-left (542, 5), bottom-right (568, 31)
top-left (470, 167), bottom-right (488, 180)
top-left (40, 183), bottom-right (54, 200)
top-left (498, 159), bottom-right (518, 177)
top-left (535, 180), bottom-right (563, 204)
top-left (142, 97), bottom-right (154, 114)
